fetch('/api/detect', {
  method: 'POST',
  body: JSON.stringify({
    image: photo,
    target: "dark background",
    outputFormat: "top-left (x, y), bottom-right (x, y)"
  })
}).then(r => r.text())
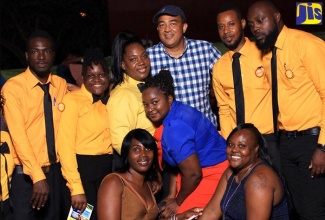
top-left (1, 0), bottom-right (324, 70)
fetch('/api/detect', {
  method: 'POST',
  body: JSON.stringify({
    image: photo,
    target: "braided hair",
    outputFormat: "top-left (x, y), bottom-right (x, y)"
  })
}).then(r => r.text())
top-left (141, 69), bottom-right (175, 100)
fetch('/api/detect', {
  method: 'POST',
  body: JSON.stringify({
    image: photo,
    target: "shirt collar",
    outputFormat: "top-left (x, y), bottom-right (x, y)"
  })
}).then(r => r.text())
top-left (227, 37), bottom-right (251, 59)
top-left (79, 84), bottom-right (109, 104)
top-left (163, 101), bottom-right (177, 124)
top-left (275, 25), bottom-right (288, 51)
top-left (160, 37), bottom-right (188, 58)
top-left (25, 67), bottom-right (56, 89)
top-left (123, 73), bottom-right (145, 86)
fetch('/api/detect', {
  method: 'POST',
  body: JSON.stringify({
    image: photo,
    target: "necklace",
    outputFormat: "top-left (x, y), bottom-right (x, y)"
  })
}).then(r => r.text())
top-left (221, 162), bottom-right (256, 216)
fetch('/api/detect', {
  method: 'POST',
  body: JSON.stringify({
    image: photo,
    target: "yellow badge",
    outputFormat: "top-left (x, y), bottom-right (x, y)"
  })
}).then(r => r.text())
top-left (255, 66), bottom-right (264, 78)
top-left (58, 103), bottom-right (65, 112)
top-left (284, 63), bottom-right (294, 79)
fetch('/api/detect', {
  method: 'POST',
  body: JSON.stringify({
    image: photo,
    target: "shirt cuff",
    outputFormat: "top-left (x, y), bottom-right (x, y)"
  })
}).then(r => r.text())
top-left (30, 168), bottom-right (46, 184)
top-left (70, 182), bottom-right (85, 196)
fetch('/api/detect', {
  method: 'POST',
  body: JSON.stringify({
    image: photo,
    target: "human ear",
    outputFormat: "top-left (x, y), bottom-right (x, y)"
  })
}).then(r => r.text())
top-left (25, 51), bottom-right (29, 62)
top-left (168, 95), bottom-right (173, 106)
top-left (182, 23), bottom-right (188, 34)
top-left (255, 145), bottom-right (259, 153)
top-left (121, 61), bottom-right (126, 71)
top-left (274, 12), bottom-right (281, 23)
top-left (241, 19), bottom-right (246, 29)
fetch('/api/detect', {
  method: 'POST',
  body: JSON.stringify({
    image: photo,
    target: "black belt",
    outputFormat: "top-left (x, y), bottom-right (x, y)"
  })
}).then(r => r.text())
top-left (281, 127), bottom-right (320, 138)
top-left (14, 164), bottom-right (56, 174)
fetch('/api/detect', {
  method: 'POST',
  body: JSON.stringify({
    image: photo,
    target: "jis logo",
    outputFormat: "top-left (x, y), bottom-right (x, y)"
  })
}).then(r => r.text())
top-left (296, 2), bottom-right (322, 25)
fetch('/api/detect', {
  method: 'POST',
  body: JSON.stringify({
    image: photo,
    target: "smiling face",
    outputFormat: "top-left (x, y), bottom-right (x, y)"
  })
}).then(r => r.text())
top-left (157, 15), bottom-right (188, 49)
top-left (122, 42), bottom-right (150, 82)
top-left (142, 87), bottom-right (173, 124)
top-left (226, 129), bottom-right (259, 171)
top-left (128, 138), bottom-right (154, 173)
top-left (83, 63), bottom-right (109, 96)
top-left (217, 10), bottom-right (246, 51)
top-left (247, 2), bottom-right (280, 50)
top-left (25, 37), bottom-right (55, 81)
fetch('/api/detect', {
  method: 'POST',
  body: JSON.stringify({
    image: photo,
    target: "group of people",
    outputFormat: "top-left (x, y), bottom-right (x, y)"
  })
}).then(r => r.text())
top-left (1, 0), bottom-right (324, 220)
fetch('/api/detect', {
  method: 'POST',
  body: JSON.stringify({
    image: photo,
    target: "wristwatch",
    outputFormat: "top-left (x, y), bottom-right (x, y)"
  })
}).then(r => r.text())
top-left (317, 144), bottom-right (325, 152)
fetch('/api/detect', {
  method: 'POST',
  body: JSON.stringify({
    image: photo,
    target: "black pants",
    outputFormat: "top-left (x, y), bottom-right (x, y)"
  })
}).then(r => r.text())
top-left (62, 154), bottom-right (113, 220)
top-left (11, 163), bottom-right (65, 220)
top-left (1, 199), bottom-right (13, 220)
top-left (280, 134), bottom-right (325, 219)
top-left (262, 133), bottom-right (281, 172)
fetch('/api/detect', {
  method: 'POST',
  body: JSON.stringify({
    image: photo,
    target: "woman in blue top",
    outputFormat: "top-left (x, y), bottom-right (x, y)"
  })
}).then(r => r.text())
top-left (141, 70), bottom-right (228, 217)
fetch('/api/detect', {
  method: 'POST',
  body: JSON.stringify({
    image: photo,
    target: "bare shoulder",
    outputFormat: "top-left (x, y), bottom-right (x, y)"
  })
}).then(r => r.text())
top-left (224, 167), bottom-right (234, 180)
top-left (245, 164), bottom-right (279, 189)
top-left (99, 173), bottom-right (124, 193)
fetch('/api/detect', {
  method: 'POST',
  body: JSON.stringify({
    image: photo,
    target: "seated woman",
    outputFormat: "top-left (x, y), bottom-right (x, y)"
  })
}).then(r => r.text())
top-left (199, 123), bottom-right (289, 220)
top-left (141, 70), bottom-right (228, 217)
top-left (57, 48), bottom-right (113, 220)
top-left (97, 128), bottom-right (159, 220)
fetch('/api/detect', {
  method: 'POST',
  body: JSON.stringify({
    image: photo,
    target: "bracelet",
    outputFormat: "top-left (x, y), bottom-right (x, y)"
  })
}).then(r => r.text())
top-left (169, 214), bottom-right (178, 220)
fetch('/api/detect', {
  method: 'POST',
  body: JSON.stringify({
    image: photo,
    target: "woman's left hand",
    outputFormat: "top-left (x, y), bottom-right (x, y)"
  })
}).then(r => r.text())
top-left (158, 198), bottom-right (179, 218)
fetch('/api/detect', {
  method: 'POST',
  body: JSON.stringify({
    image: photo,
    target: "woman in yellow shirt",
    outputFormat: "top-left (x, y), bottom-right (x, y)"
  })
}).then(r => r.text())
top-left (57, 48), bottom-right (113, 220)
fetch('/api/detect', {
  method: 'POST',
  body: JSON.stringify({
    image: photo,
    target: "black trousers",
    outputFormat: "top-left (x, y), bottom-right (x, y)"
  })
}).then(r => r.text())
top-left (262, 133), bottom-right (281, 172)
top-left (1, 199), bottom-right (13, 220)
top-left (11, 163), bottom-right (65, 220)
top-left (62, 154), bottom-right (113, 220)
top-left (280, 134), bottom-right (325, 219)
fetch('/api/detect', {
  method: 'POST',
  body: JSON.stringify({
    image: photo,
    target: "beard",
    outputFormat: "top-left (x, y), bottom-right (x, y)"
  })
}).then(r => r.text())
top-left (255, 25), bottom-right (279, 50)
top-left (223, 31), bottom-right (244, 51)
top-left (28, 61), bottom-right (53, 79)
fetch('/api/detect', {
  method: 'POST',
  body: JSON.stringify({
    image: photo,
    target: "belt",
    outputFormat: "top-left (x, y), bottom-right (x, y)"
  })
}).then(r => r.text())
top-left (281, 127), bottom-right (320, 138)
top-left (14, 165), bottom-right (53, 174)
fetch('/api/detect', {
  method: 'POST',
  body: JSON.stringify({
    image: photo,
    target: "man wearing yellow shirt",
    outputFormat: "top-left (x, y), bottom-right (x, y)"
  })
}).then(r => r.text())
top-left (248, 1), bottom-right (325, 219)
top-left (57, 48), bottom-right (113, 220)
top-left (2, 30), bottom-right (67, 219)
top-left (1, 94), bottom-right (15, 220)
top-left (213, 4), bottom-right (280, 170)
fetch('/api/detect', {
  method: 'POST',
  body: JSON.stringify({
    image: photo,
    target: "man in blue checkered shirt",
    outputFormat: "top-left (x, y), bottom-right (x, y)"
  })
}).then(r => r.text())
top-left (147, 5), bottom-right (222, 126)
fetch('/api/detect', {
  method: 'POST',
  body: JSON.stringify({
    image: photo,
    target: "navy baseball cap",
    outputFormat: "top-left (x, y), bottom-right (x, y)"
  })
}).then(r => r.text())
top-left (152, 5), bottom-right (187, 24)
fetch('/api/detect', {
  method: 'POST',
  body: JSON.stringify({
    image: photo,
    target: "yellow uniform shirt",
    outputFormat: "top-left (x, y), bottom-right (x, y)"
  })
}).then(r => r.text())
top-left (213, 38), bottom-right (273, 138)
top-left (0, 131), bottom-right (14, 201)
top-left (56, 85), bottom-right (113, 195)
top-left (107, 74), bottom-right (156, 154)
top-left (264, 26), bottom-right (325, 144)
top-left (2, 68), bottom-right (67, 183)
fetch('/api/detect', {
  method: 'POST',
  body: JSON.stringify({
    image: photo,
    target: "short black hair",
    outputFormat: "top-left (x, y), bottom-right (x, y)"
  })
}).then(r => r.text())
top-left (115, 128), bottom-right (158, 181)
top-left (227, 123), bottom-right (271, 165)
top-left (141, 69), bottom-right (175, 100)
top-left (217, 2), bottom-right (242, 20)
top-left (82, 47), bottom-right (109, 77)
top-left (26, 30), bottom-right (55, 52)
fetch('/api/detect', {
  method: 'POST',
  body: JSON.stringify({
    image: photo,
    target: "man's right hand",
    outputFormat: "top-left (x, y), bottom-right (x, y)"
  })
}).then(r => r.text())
top-left (71, 194), bottom-right (87, 214)
top-left (30, 179), bottom-right (50, 210)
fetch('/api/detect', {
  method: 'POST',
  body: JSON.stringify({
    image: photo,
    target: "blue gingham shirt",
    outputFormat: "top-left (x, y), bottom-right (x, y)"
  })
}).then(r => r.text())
top-left (147, 37), bottom-right (221, 126)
